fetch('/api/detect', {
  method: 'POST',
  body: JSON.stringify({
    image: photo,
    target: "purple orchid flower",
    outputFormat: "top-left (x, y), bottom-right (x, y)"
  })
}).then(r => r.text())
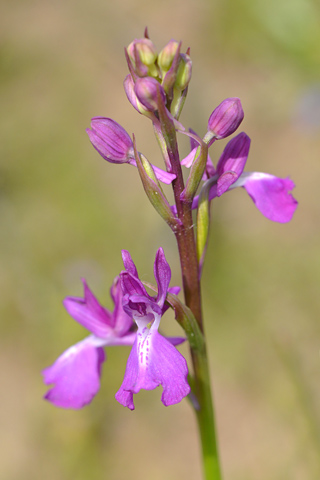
top-left (115, 248), bottom-right (190, 410)
top-left (189, 132), bottom-right (297, 223)
top-left (42, 278), bottom-right (136, 409)
top-left (86, 117), bottom-right (175, 185)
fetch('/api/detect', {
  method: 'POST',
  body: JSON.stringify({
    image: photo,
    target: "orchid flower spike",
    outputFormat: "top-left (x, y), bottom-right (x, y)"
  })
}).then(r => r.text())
top-left (115, 248), bottom-right (190, 410)
top-left (42, 278), bottom-right (136, 409)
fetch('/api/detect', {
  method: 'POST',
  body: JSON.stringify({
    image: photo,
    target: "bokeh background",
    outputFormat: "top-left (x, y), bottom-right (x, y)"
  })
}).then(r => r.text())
top-left (1, 0), bottom-right (320, 479)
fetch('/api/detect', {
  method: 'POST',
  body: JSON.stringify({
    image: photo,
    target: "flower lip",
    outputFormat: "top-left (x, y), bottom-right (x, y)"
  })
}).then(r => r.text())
top-left (115, 329), bottom-right (190, 410)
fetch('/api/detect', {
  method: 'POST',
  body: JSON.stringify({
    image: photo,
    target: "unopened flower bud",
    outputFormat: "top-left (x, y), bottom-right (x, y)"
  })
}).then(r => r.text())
top-left (206, 98), bottom-right (244, 140)
top-left (127, 38), bottom-right (158, 78)
top-left (158, 40), bottom-right (180, 74)
top-left (123, 74), bottom-right (155, 119)
top-left (175, 53), bottom-right (192, 91)
top-left (134, 77), bottom-right (166, 112)
top-left (86, 117), bottom-right (133, 163)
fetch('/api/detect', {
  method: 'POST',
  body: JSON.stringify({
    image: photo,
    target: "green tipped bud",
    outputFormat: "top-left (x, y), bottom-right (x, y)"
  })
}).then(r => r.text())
top-left (158, 40), bottom-right (180, 74)
top-left (127, 38), bottom-right (158, 78)
top-left (175, 53), bottom-right (192, 91)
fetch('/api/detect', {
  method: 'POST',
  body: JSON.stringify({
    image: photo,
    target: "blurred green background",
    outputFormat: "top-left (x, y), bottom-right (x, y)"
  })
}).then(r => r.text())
top-left (1, 0), bottom-right (319, 479)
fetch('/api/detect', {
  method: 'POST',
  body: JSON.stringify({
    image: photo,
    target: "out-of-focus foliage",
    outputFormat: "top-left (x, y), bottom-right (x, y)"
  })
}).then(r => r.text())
top-left (0, 0), bottom-right (319, 479)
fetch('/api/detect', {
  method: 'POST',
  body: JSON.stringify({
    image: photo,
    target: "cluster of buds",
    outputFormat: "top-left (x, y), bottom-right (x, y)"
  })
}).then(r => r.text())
top-left (125, 28), bottom-right (192, 120)
top-left (86, 31), bottom-right (297, 263)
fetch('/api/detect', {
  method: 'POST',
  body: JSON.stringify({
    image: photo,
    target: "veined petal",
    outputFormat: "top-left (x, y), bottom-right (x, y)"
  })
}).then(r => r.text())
top-left (234, 172), bottom-right (298, 223)
top-left (115, 330), bottom-right (190, 410)
top-left (207, 97), bottom-right (244, 139)
top-left (86, 117), bottom-right (133, 164)
top-left (42, 338), bottom-right (105, 409)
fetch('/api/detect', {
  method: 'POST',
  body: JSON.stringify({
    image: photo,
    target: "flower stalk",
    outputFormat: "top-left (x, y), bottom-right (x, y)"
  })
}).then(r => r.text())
top-left (43, 29), bottom-right (297, 480)
top-left (160, 110), bottom-right (222, 480)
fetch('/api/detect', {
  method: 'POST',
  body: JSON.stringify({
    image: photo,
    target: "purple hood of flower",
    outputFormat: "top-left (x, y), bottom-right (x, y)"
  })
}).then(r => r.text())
top-left (120, 248), bottom-right (173, 318)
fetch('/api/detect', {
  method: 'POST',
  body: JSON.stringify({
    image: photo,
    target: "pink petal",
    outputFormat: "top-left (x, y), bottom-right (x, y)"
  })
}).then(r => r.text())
top-left (216, 132), bottom-right (251, 195)
top-left (241, 173), bottom-right (298, 223)
top-left (42, 339), bottom-right (105, 409)
top-left (63, 280), bottom-right (114, 337)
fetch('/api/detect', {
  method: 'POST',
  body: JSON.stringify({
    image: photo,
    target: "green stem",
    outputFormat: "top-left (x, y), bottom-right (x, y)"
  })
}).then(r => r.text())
top-left (192, 346), bottom-right (222, 479)
top-left (155, 109), bottom-right (222, 479)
